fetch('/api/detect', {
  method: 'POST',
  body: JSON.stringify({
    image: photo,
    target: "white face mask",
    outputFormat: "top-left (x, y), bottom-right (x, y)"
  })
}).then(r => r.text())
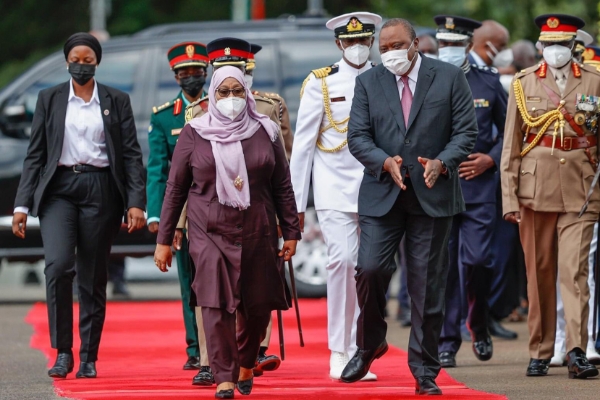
top-left (216, 97), bottom-right (247, 121)
top-left (381, 41), bottom-right (416, 76)
top-left (423, 53), bottom-right (438, 60)
top-left (342, 43), bottom-right (371, 66)
top-left (438, 46), bottom-right (467, 67)
top-left (244, 74), bottom-right (253, 89)
top-left (543, 44), bottom-right (573, 68)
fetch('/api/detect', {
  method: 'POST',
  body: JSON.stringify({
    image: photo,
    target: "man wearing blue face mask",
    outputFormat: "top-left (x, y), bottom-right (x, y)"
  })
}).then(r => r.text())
top-left (290, 11), bottom-right (381, 381)
top-left (434, 15), bottom-right (508, 369)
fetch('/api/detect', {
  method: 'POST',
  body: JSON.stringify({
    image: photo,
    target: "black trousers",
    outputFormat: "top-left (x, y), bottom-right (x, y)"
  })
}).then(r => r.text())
top-left (39, 168), bottom-right (123, 362)
top-left (356, 180), bottom-right (453, 379)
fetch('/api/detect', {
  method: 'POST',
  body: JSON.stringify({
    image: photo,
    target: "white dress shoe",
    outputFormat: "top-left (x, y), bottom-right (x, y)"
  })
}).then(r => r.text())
top-left (360, 370), bottom-right (378, 381)
top-left (329, 351), bottom-right (349, 379)
top-left (549, 352), bottom-right (566, 367)
top-left (586, 346), bottom-right (600, 364)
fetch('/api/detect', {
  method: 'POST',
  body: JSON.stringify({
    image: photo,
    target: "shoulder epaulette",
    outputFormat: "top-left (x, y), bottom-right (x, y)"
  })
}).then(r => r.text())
top-left (253, 93), bottom-right (275, 105)
top-left (580, 62), bottom-right (600, 76)
top-left (471, 64), bottom-right (498, 74)
top-left (311, 64), bottom-right (340, 79)
top-left (515, 63), bottom-right (543, 79)
top-left (152, 101), bottom-right (173, 114)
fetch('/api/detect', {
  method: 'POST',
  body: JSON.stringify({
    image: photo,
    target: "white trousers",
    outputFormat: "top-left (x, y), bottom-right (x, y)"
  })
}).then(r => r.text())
top-left (317, 209), bottom-right (360, 355)
top-left (555, 222), bottom-right (598, 353)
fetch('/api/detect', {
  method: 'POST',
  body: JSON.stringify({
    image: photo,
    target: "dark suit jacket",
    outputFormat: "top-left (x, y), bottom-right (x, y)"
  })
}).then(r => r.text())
top-left (14, 81), bottom-right (145, 217)
top-left (348, 55), bottom-right (478, 218)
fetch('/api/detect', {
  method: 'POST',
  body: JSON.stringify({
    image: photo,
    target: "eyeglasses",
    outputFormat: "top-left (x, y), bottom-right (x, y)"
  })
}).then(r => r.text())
top-left (216, 87), bottom-right (245, 97)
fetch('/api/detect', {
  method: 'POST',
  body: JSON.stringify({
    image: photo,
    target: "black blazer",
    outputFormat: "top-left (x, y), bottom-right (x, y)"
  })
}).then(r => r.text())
top-left (14, 81), bottom-right (146, 217)
top-left (348, 55), bottom-right (478, 218)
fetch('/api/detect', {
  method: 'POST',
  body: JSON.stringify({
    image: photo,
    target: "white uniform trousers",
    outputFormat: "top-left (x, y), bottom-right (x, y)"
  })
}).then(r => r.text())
top-left (317, 209), bottom-right (360, 355)
top-left (555, 222), bottom-right (598, 354)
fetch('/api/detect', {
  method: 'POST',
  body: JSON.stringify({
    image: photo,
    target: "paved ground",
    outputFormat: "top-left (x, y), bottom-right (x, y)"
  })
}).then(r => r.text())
top-left (1, 283), bottom-right (599, 399)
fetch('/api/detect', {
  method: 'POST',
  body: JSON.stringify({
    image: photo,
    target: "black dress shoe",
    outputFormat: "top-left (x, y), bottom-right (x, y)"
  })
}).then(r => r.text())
top-left (236, 378), bottom-right (253, 395)
top-left (438, 351), bottom-right (457, 368)
top-left (340, 341), bottom-right (388, 383)
top-left (192, 366), bottom-right (215, 386)
top-left (567, 348), bottom-right (599, 379)
top-left (488, 319), bottom-right (518, 340)
top-left (526, 358), bottom-right (550, 376)
top-left (48, 353), bottom-right (74, 378)
top-left (472, 335), bottom-right (493, 361)
top-left (415, 377), bottom-right (442, 395)
top-left (255, 353), bottom-right (281, 372)
top-left (215, 389), bottom-right (234, 399)
top-left (76, 362), bottom-right (97, 378)
top-left (184, 355), bottom-right (201, 370)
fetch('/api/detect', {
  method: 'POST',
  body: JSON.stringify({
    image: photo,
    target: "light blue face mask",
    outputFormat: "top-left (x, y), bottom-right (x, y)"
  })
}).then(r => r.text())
top-left (438, 46), bottom-right (467, 67)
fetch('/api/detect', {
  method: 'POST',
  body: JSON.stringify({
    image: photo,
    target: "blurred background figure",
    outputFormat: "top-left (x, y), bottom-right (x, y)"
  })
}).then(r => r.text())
top-left (108, 256), bottom-right (129, 298)
top-left (573, 30), bottom-right (594, 63)
top-left (417, 34), bottom-right (438, 59)
top-left (470, 20), bottom-right (509, 67)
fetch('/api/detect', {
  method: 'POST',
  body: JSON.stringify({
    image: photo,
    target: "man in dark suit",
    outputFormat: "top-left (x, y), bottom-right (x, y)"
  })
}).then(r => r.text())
top-left (340, 18), bottom-right (478, 395)
top-left (12, 33), bottom-right (146, 379)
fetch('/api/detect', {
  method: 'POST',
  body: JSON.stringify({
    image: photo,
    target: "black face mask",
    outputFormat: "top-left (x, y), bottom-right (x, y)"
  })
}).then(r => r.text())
top-left (179, 75), bottom-right (206, 98)
top-left (68, 63), bottom-right (96, 86)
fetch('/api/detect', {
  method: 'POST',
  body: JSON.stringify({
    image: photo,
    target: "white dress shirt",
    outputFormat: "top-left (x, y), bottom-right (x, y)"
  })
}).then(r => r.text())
top-left (290, 58), bottom-right (373, 213)
top-left (14, 80), bottom-right (108, 215)
top-left (469, 50), bottom-right (486, 67)
top-left (395, 53), bottom-right (422, 98)
top-left (60, 79), bottom-right (108, 168)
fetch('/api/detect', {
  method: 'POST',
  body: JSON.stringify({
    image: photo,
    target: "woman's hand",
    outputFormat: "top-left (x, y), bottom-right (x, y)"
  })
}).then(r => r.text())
top-left (154, 244), bottom-right (172, 272)
top-left (279, 240), bottom-right (298, 262)
top-left (127, 207), bottom-right (146, 233)
top-left (12, 212), bottom-right (27, 239)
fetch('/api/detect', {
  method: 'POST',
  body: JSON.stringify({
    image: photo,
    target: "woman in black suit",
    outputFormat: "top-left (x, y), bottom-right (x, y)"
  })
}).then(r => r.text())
top-left (11, 33), bottom-right (146, 379)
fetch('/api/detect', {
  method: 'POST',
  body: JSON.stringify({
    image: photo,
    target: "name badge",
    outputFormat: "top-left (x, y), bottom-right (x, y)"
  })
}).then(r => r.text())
top-left (526, 96), bottom-right (541, 102)
top-left (330, 96), bottom-right (346, 102)
top-left (473, 99), bottom-right (489, 108)
top-left (171, 128), bottom-right (182, 136)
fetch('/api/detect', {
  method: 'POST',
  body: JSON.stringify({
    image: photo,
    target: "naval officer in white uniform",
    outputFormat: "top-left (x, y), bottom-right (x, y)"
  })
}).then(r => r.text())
top-left (290, 11), bottom-right (382, 381)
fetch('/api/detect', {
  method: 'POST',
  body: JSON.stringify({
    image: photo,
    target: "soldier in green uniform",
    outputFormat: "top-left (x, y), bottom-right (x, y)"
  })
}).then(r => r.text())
top-left (146, 42), bottom-right (215, 385)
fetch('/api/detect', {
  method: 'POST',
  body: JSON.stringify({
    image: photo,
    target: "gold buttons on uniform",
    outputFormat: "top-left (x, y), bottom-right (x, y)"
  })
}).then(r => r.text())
top-left (521, 170), bottom-right (526, 175)
top-left (559, 158), bottom-right (566, 164)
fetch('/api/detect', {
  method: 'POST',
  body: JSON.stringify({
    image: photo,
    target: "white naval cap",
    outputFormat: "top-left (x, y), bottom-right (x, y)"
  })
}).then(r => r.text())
top-left (576, 29), bottom-right (593, 46)
top-left (325, 12), bottom-right (383, 38)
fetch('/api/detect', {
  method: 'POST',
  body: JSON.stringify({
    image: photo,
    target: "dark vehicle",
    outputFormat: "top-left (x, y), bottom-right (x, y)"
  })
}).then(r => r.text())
top-left (0, 17), bottom-right (347, 297)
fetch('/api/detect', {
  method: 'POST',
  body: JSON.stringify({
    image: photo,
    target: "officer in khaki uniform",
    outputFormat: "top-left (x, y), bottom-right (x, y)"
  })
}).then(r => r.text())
top-left (501, 14), bottom-right (600, 379)
top-left (180, 37), bottom-right (289, 378)
top-left (146, 42), bottom-right (214, 385)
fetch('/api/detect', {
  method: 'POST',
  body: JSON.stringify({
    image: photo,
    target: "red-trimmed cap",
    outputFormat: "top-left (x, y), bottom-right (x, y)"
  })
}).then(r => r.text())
top-left (583, 46), bottom-right (600, 64)
top-left (207, 37), bottom-right (252, 65)
top-left (534, 14), bottom-right (584, 42)
top-left (167, 42), bottom-right (209, 70)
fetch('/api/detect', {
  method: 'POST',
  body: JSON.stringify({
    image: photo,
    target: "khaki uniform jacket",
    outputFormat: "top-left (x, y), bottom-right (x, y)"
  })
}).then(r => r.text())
top-left (501, 61), bottom-right (600, 216)
top-left (176, 92), bottom-right (290, 229)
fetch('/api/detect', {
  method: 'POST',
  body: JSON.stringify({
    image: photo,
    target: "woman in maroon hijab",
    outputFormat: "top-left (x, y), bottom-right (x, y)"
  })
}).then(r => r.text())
top-left (154, 66), bottom-right (301, 398)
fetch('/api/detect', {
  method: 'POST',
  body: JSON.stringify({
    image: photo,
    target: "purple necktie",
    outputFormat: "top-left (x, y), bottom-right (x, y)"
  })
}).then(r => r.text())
top-left (400, 75), bottom-right (413, 127)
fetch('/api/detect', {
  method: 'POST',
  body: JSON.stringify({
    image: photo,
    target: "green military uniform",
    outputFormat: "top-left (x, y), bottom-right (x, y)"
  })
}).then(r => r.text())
top-left (148, 91), bottom-right (206, 360)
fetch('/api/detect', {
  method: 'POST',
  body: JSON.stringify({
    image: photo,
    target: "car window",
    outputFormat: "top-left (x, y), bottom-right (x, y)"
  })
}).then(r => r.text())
top-left (279, 39), bottom-right (340, 126)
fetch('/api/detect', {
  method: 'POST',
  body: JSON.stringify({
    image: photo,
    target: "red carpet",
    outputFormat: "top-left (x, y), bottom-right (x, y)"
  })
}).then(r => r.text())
top-left (26, 299), bottom-right (506, 399)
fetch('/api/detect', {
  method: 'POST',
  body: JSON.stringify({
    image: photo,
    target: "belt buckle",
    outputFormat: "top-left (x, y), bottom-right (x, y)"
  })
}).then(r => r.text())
top-left (562, 137), bottom-right (573, 151)
top-left (72, 165), bottom-right (82, 174)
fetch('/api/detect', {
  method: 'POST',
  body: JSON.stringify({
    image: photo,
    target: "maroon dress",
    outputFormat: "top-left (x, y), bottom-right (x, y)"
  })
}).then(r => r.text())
top-left (157, 124), bottom-right (301, 316)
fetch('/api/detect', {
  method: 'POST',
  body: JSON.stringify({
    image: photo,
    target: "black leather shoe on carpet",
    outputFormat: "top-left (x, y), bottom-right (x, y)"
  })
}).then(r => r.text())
top-left (340, 341), bottom-right (388, 383)
top-left (48, 353), bottom-right (74, 378)
top-left (183, 355), bottom-right (201, 370)
top-left (76, 361), bottom-right (97, 378)
top-left (193, 366), bottom-right (216, 386)
top-left (439, 351), bottom-right (457, 368)
top-left (415, 377), bottom-right (442, 395)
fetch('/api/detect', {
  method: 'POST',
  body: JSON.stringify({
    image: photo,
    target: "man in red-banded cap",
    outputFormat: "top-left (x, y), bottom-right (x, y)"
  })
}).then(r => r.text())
top-left (501, 13), bottom-right (600, 379)
top-left (147, 42), bottom-right (215, 386)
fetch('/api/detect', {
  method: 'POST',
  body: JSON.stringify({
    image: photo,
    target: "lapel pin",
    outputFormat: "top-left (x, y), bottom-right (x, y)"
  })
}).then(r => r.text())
top-left (103, 109), bottom-right (109, 116)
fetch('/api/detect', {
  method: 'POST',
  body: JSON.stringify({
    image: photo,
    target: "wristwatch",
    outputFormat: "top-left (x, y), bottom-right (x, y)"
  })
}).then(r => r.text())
top-left (438, 159), bottom-right (448, 175)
